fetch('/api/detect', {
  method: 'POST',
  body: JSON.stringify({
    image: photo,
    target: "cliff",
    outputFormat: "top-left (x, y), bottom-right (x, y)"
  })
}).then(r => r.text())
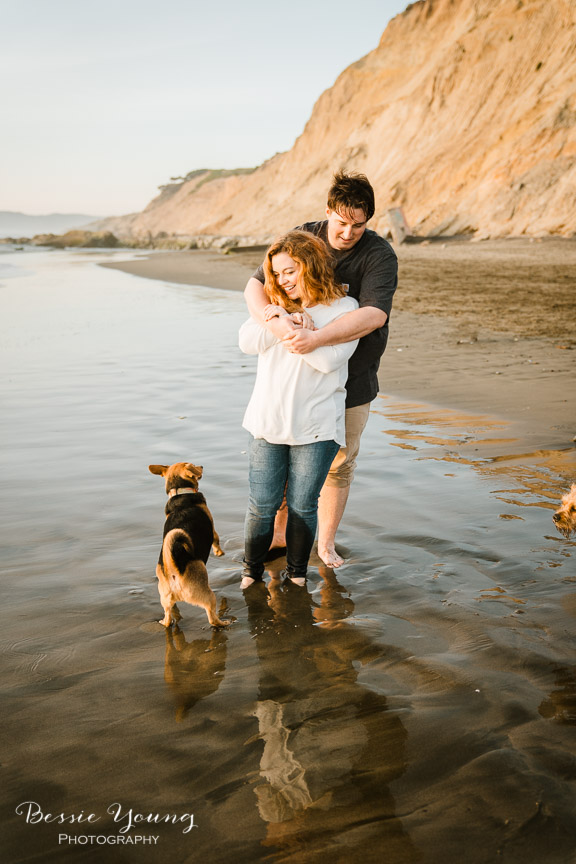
top-left (101, 0), bottom-right (576, 242)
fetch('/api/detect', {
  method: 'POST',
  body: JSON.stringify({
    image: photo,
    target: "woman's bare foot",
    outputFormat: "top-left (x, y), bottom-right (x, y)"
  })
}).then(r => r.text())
top-left (317, 545), bottom-right (345, 568)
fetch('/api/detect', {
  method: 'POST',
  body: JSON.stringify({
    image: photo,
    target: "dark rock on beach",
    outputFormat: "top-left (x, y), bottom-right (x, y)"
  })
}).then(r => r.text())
top-left (31, 229), bottom-right (121, 248)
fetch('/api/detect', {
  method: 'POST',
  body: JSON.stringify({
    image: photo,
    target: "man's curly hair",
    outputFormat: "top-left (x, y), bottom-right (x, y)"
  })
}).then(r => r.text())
top-left (327, 170), bottom-right (375, 222)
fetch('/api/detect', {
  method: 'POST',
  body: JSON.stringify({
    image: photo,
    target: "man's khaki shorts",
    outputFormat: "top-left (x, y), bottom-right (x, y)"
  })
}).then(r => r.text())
top-left (324, 403), bottom-right (371, 489)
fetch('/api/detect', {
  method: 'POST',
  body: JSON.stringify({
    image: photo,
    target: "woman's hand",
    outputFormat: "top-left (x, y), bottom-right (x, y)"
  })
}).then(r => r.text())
top-left (263, 304), bottom-right (288, 322)
top-left (290, 310), bottom-right (316, 331)
top-left (264, 313), bottom-right (298, 340)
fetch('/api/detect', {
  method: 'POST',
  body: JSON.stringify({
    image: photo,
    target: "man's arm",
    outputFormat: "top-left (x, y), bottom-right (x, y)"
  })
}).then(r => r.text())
top-left (297, 337), bottom-right (359, 374)
top-left (244, 277), bottom-right (269, 321)
top-left (282, 306), bottom-right (387, 354)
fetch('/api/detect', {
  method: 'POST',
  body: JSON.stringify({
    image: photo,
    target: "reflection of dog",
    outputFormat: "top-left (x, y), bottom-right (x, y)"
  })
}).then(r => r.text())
top-left (149, 462), bottom-right (230, 628)
top-left (165, 625), bottom-right (228, 721)
top-left (553, 484), bottom-right (576, 538)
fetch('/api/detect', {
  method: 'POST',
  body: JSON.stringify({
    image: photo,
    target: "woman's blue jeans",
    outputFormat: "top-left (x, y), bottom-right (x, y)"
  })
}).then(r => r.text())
top-left (244, 437), bottom-right (340, 580)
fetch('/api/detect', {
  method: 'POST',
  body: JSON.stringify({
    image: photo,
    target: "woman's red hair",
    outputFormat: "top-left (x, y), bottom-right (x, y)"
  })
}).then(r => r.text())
top-left (263, 230), bottom-right (345, 310)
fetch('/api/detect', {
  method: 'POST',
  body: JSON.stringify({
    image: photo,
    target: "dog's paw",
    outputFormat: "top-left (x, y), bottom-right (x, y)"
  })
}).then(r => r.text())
top-left (210, 617), bottom-right (231, 628)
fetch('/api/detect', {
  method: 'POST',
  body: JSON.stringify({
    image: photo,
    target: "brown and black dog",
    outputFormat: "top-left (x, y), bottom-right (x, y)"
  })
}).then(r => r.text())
top-left (149, 462), bottom-right (230, 628)
top-left (553, 483), bottom-right (576, 539)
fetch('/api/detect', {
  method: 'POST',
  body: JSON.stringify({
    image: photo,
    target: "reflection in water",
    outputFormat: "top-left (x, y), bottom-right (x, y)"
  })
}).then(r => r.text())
top-left (164, 625), bottom-right (229, 722)
top-left (374, 395), bottom-right (575, 524)
top-left (538, 666), bottom-right (576, 725)
top-left (244, 570), bottom-right (420, 863)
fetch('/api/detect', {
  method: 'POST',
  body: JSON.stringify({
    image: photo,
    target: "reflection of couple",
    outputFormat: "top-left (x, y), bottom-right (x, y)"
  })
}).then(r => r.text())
top-left (163, 573), bottom-right (418, 861)
top-left (243, 571), bottom-right (418, 862)
top-left (239, 172), bottom-right (397, 585)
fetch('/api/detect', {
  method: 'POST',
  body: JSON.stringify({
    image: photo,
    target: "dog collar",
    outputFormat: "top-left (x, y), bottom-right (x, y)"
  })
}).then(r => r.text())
top-left (168, 487), bottom-right (198, 498)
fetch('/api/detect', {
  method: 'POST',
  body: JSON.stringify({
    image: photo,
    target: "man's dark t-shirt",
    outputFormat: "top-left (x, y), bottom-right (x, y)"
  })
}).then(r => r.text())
top-left (253, 220), bottom-right (398, 408)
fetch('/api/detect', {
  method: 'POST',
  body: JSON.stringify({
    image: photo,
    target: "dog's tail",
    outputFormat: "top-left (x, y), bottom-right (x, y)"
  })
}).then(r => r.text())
top-left (162, 529), bottom-right (195, 580)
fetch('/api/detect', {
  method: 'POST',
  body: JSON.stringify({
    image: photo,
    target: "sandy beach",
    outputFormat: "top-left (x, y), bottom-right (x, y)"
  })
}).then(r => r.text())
top-left (1, 244), bottom-right (575, 864)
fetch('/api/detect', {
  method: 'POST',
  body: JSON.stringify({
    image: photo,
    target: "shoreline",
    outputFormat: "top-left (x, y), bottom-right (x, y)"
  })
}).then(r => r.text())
top-left (101, 243), bottom-right (576, 465)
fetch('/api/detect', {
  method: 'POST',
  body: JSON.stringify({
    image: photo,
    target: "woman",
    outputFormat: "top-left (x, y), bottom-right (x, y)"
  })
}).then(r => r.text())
top-left (239, 230), bottom-right (358, 587)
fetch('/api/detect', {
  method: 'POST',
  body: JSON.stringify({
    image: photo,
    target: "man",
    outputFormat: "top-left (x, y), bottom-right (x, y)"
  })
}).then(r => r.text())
top-left (244, 171), bottom-right (398, 567)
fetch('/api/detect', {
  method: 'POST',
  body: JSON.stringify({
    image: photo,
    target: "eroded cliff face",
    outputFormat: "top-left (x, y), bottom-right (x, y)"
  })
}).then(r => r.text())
top-left (107, 0), bottom-right (576, 241)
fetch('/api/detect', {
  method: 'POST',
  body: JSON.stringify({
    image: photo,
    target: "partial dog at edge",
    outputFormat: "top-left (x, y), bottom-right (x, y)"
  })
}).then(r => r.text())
top-left (149, 462), bottom-right (230, 628)
top-left (553, 483), bottom-right (576, 539)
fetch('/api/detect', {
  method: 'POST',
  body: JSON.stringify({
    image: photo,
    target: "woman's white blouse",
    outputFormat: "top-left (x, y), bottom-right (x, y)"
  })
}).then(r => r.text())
top-left (239, 296), bottom-right (359, 446)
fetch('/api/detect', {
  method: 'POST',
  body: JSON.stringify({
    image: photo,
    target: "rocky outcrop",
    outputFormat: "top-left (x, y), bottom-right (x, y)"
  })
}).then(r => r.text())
top-left (98, 0), bottom-right (576, 241)
top-left (31, 230), bottom-right (120, 248)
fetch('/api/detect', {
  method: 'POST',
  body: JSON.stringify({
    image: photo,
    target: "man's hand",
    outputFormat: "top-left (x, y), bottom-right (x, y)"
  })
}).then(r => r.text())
top-left (281, 305), bottom-right (387, 354)
top-left (290, 310), bottom-right (316, 330)
top-left (282, 328), bottom-right (320, 354)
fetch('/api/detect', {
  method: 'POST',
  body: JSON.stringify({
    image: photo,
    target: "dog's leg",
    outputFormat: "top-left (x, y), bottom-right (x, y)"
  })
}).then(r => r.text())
top-left (200, 504), bottom-right (224, 556)
top-left (197, 584), bottom-right (229, 628)
top-left (156, 564), bottom-right (172, 626)
top-left (185, 562), bottom-right (230, 627)
top-left (205, 592), bottom-right (230, 628)
top-left (159, 609), bottom-right (173, 627)
top-left (159, 605), bottom-right (174, 627)
top-left (157, 577), bottom-right (175, 628)
top-left (212, 528), bottom-right (224, 557)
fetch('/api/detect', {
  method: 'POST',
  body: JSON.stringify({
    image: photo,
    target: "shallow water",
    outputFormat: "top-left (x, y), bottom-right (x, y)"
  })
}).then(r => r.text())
top-left (1, 249), bottom-right (575, 864)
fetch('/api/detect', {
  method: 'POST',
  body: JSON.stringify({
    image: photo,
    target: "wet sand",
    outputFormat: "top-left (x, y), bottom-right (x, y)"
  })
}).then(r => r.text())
top-left (1, 247), bottom-right (575, 864)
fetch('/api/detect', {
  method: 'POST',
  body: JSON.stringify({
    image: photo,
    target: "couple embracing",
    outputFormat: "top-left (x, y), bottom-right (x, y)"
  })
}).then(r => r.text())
top-left (239, 171), bottom-right (397, 588)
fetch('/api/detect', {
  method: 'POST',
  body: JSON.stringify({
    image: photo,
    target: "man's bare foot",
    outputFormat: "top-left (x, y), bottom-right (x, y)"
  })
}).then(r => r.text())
top-left (317, 545), bottom-right (345, 568)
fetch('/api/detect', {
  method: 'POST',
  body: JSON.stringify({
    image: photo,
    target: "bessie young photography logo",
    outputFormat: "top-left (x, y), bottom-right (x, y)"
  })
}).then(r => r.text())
top-left (15, 800), bottom-right (198, 846)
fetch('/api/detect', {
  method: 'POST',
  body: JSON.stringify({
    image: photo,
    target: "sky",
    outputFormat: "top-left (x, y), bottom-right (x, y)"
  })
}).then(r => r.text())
top-left (1, 0), bottom-right (408, 217)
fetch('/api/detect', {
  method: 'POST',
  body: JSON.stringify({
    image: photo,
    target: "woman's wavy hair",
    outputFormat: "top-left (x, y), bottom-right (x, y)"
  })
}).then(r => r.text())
top-left (263, 230), bottom-right (346, 310)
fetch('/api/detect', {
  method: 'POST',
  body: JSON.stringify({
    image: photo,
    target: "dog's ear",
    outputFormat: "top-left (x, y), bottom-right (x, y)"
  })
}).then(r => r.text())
top-left (149, 464), bottom-right (168, 476)
top-left (183, 464), bottom-right (203, 481)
